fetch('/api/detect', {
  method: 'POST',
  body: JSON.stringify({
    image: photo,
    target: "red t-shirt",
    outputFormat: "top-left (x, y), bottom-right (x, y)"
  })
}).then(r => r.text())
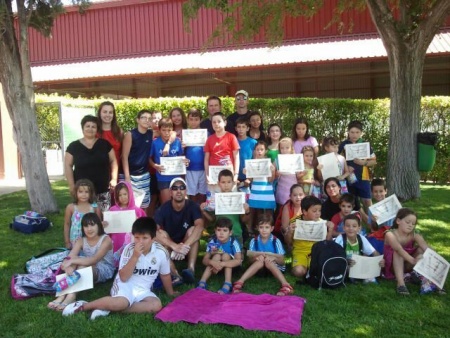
top-left (204, 132), bottom-right (240, 166)
top-left (98, 130), bottom-right (121, 166)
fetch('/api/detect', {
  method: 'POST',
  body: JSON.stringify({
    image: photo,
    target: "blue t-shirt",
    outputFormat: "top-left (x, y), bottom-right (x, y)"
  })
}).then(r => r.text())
top-left (237, 137), bottom-right (257, 180)
top-left (150, 137), bottom-right (183, 182)
top-left (206, 236), bottom-right (241, 256)
top-left (154, 200), bottom-right (202, 243)
top-left (185, 145), bottom-right (205, 171)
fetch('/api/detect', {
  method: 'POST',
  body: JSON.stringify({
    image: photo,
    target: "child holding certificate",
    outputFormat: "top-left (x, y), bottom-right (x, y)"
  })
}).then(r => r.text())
top-left (289, 196), bottom-right (333, 281)
top-left (235, 117), bottom-right (257, 186)
top-left (366, 178), bottom-right (394, 254)
top-left (49, 213), bottom-right (114, 311)
top-left (298, 146), bottom-right (321, 196)
top-left (247, 141), bottom-right (276, 231)
top-left (338, 120), bottom-right (376, 210)
top-left (149, 118), bottom-right (186, 204)
top-left (201, 169), bottom-right (250, 246)
top-left (275, 137), bottom-right (299, 207)
top-left (184, 108), bottom-right (207, 204)
top-left (232, 214), bottom-right (293, 296)
top-left (321, 136), bottom-right (350, 193)
top-left (204, 112), bottom-right (240, 184)
top-left (108, 181), bottom-right (146, 266)
top-left (384, 208), bottom-right (444, 295)
top-left (335, 214), bottom-right (383, 284)
top-left (197, 218), bottom-right (242, 294)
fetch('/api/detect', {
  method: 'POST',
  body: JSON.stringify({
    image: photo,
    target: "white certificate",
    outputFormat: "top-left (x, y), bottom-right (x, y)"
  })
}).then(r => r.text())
top-left (368, 194), bottom-right (402, 225)
top-left (208, 165), bottom-right (233, 184)
top-left (160, 156), bottom-right (186, 175)
top-left (182, 129), bottom-right (208, 146)
top-left (245, 158), bottom-right (272, 178)
top-left (349, 255), bottom-right (383, 279)
top-left (344, 142), bottom-right (371, 161)
top-left (414, 248), bottom-right (449, 290)
top-left (293, 220), bottom-right (327, 241)
top-left (103, 210), bottom-right (136, 234)
top-left (215, 192), bottom-right (245, 215)
top-left (132, 187), bottom-right (145, 209)
top-left (55, 267), bottom-right (94, 296)
top-left (277, 154), bottom-right (304, 174)
top-left (317, 152), bottom-right (340, 180)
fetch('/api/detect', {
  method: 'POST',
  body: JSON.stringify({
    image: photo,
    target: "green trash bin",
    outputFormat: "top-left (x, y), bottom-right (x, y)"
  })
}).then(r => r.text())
top-left (417, 133), bottom-right (437, 172)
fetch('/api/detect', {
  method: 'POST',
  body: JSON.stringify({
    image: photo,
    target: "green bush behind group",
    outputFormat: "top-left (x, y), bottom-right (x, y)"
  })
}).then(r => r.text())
top-left (36, 95), bottom-right (450, 183)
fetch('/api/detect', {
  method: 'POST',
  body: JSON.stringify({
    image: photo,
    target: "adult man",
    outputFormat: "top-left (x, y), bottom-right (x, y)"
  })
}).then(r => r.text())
top-left (200, 95), bottom-right (222, 135)
top-left (154, 178), bottom-right (204, 284)
top-left (226, 90), bottom-right (264, 136)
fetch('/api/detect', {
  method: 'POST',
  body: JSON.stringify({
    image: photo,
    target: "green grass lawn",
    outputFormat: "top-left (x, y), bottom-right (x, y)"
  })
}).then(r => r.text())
top-left (1, 182), bottom-right (449, 338)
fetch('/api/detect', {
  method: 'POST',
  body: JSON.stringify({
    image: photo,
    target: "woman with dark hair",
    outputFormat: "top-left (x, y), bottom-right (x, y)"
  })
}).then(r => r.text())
top-left (97, 101), bottom-right (123, 172)
top-left (65, 115), bottom-right (118, 211)
top-left (321, 177), bottom-right (365, 222)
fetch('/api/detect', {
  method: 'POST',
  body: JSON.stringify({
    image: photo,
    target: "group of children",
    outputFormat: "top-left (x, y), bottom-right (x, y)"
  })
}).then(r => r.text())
top-left (53, 105), bottom-right (444, 320)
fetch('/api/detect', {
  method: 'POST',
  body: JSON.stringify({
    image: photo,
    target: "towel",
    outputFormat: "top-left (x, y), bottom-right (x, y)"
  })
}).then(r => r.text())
top-left (156, 288), bottom-right (306, 335)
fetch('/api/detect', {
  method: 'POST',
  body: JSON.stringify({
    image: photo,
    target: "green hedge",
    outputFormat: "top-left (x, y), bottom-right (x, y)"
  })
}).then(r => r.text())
top-left (35, 95), bottom-right (449, 183)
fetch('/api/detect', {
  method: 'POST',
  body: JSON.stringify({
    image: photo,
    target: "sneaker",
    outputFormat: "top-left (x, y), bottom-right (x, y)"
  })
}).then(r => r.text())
top-left (363, 278), bottom-right (378, 284)
top-left (90, 309), bottom-right (110, 320)
top-left (62, 300), bottom-right (87, 316)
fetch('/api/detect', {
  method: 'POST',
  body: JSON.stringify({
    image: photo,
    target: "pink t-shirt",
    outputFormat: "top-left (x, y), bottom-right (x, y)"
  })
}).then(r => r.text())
top-left (293, 136), bottom-right (319, 154)
top-left (204, 132), bottom-right (240, 166)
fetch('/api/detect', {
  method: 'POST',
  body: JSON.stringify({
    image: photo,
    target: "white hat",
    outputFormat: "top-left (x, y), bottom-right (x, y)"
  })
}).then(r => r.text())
top-left (235, 90), bottom-right (249, 98)
top-left (169, 177), bottom-right (187, 189)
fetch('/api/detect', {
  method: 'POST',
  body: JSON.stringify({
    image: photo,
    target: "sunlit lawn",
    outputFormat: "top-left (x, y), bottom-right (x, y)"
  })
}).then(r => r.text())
top-left (0, 182), bottom-right (448, 337)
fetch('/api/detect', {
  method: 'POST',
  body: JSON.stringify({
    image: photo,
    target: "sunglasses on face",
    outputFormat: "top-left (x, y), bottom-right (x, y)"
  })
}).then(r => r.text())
top-left (236, 96), bottom-right (248, 101)
top-left (171, 185), bottom-right (186, 191)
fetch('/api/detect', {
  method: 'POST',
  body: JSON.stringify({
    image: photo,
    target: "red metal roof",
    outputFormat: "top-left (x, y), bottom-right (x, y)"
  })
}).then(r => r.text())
top-left (31, 31), bottom-right (450, 83)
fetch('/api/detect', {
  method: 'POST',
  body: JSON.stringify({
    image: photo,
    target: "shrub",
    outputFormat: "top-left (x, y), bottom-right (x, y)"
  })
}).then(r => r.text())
top-left (35, 95), bottom-right (449, 183)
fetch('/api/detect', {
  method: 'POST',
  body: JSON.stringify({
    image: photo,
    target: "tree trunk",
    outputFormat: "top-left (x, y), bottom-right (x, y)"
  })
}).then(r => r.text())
top-left (0, 3), bottom-right (58, 214)
top-left (385, 46), bottom-right (423, 200)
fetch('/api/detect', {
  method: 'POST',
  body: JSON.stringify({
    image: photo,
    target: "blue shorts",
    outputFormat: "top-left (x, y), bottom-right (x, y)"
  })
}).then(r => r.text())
top-left (348, 179), bottom-right (371, 199)
top-left (157, 180), bottom-right (171, 190)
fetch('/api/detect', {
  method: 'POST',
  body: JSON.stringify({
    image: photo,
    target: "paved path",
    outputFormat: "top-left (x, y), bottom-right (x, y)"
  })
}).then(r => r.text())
top-left (0, 176), bottom-right (64, 196)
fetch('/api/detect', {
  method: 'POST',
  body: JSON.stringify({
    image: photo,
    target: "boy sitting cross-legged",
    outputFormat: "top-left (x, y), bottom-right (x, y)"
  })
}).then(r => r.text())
top-left (232, 214), bottom-right (293, 296)
top-left (62, 217), bottom-right (176, 319)
top-left (197, 217), bottom-right (243, 294)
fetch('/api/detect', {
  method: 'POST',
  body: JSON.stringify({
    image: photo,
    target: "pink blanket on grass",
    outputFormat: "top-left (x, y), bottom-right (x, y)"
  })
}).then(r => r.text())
top-left (155, 288), bottom-right (306, 335)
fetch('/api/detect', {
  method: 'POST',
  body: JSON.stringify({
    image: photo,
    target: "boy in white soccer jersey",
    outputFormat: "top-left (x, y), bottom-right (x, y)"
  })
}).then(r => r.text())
top-left (62, 217), bottom-right (176, 319)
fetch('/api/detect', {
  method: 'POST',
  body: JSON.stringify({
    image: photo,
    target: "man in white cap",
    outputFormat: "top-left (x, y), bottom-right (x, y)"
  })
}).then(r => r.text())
top-left (226, 89), bottom-right (264, 136)
top-left (154, 177), bottom-right (204, 284)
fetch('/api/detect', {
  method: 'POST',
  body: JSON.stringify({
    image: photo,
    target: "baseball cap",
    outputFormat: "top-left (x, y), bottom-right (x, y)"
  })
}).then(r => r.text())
top-left (235, 90), bottom-right (249, 98)
top-left (169, 177), bottom-right (187, 189)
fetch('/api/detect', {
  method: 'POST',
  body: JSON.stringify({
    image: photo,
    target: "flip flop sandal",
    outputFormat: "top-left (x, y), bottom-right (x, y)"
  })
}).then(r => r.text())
top-left (197, 281), bottom-right (207, 290)
top-left (217, 282), bottom-right (233, 295)
top-left (232, 281), bottom-right (244, 294)
top-left (397, 285), bottom-right (410, 295)
top-left (277, 283), bottom-right (294, 296)
top-left (181, 269), bottom-right (195, 284)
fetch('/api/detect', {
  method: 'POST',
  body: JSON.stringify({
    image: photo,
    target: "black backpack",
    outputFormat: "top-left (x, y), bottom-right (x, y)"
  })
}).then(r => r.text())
top-left (307, 240), bottom-right (348, 289)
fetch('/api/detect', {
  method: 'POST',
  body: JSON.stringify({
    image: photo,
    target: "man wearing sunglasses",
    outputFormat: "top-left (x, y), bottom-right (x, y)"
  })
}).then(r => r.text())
top-left (226, 90), bottom-right (265, 136)
top-left (154, 178), bottom-right (204, 285)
